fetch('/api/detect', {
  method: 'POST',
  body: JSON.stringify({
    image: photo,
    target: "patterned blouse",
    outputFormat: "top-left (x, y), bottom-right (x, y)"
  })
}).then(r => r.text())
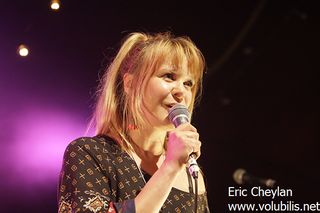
top-left (58, 136), bottom-right (210, 212)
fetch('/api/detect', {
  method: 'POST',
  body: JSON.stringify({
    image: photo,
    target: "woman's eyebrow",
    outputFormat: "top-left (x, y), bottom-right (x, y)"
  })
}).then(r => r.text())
top-left (158, 67), bottom-right (177, 74)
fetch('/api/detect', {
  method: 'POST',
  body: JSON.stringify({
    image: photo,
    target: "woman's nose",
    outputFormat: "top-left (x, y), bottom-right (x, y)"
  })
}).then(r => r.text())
top-left (172, 82), bottom-right (185, 103)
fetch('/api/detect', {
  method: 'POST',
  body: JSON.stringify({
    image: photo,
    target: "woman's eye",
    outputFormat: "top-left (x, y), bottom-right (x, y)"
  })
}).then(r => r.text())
top-left (184, 80), bottom-right (194, 88)
top-left (163, 73), bottom-right (174, 80)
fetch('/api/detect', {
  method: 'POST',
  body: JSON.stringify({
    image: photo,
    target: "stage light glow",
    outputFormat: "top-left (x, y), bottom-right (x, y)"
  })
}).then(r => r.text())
top-left (9, 104), bottom-right (92, 186)
top-left (50, 0), bottom-right (60, 10)
top-left (18, 44), bottom-right (29, 57)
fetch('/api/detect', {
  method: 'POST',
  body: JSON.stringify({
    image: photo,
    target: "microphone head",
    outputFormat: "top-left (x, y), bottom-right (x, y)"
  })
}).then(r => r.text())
top-left (168, 104), bottom-right (190, 127)
top-left (233, 168), bottom-right (246, 185)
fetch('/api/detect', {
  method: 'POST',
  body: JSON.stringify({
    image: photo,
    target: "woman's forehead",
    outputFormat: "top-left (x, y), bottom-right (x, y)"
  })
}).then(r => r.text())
top-left (157, 59), bottom-right (195, 77)
top-left (157, 55), bottom-right (187, 69)
top-left (158, 62), bottom-right (176, 71)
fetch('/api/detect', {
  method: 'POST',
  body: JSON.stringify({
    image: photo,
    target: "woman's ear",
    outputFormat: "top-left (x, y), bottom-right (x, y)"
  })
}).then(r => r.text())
top-left (123, 73), bottom-right (133, 94)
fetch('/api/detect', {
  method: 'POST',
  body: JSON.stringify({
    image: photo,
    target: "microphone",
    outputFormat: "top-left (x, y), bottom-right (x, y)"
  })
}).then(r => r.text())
top-left (233, 168), bottom-right (276, 188)
top-left (168, 103), bottom-right (200, 178)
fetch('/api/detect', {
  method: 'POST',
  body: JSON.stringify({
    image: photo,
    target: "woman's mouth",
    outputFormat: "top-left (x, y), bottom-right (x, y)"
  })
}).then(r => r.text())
top-left (164, 103), bottom-right (176, 111)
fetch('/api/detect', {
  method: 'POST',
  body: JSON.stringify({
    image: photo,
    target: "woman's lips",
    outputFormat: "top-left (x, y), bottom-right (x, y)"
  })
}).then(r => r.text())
top-left (164, 103), bottom-right (177, 111)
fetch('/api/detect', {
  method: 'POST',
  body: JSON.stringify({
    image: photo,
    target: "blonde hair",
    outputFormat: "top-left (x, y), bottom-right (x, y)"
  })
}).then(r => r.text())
top-left (92, 32), bottom-right (205, 150)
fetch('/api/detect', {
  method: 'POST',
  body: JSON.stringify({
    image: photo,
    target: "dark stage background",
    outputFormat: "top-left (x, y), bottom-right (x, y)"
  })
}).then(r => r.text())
top-left (1, 0), bottom-right (319, 212)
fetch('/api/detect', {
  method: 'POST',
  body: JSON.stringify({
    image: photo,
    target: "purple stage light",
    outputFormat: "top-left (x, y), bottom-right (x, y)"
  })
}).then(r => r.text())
top-left (6, 103), bottom-right (93, 187)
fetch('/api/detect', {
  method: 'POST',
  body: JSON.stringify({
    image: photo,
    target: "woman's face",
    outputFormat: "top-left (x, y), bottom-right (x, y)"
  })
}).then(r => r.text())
top-left (141, 58), bottom-right (194, 127)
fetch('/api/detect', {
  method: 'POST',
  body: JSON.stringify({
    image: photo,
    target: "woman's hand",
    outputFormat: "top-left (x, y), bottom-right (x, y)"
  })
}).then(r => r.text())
top-left (165, 123), bottom-right (201, 167)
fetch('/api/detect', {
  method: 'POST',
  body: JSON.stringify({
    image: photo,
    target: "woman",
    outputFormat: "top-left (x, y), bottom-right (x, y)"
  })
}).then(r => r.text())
top-left (58, 32), bottom-right (210, 212)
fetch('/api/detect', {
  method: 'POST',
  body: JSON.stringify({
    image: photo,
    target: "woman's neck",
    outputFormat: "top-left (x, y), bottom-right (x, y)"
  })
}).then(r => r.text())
top-left (129, 126), bottom-right (169, 156)
top-left (129, 126), bottom-right (172, 175)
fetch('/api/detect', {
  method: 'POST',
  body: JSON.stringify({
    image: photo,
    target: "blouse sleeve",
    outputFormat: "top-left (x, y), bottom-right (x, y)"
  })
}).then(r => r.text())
top-left (57, 138), bottom-right (135, 213)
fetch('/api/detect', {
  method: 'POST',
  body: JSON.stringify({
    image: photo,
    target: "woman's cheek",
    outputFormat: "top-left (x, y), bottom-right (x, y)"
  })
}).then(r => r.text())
top-left (185, 91), bottom-right (193, 107)
top-left (159, 81), bottom-right (172, 93)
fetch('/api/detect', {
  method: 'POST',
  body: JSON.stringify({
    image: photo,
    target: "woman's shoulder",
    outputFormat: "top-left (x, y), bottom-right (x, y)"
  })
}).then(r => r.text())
top-left (63, 135), bottom-right (122, 156)
top-left (68, 135), bottom-right (116, 145)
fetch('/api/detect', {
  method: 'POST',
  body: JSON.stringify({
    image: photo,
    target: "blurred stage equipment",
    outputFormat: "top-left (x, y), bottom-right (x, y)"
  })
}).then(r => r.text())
top-left (233, 168), bottom-right (276, 188)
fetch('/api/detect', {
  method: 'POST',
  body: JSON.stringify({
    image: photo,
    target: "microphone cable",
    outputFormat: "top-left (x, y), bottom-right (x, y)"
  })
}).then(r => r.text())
top-left (194, 175), bottom-right (198, 213)
top-left (188, 154), bottom-right (199, 213)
